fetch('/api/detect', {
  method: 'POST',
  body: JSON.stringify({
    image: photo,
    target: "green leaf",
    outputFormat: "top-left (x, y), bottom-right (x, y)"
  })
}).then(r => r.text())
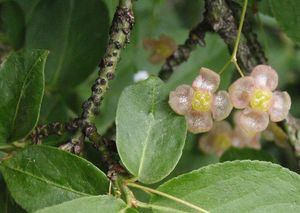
top-left (116, 77), bottom-right (187, 184)
top-left (0, 1), bottom-right (25, 49)
top-left (0, 49), bottom-right (49, 143)
top-left (151, 161), bottom-right (300, 213)
top-left (220, 147), bottom-right (277, 163)
top-left (166, 133), bottom-right (218, 180)
top-left (24, 0), bottom-right (110, 89)
top-left (0, 145), bottom-right (109, 212)
top-left (270, 0), bottom-right (300, 44)
top-left (34, 195), bottom-right (137, 213)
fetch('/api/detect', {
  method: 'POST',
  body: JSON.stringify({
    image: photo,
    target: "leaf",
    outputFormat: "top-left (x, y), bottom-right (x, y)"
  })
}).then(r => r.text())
top-left (34, 195), bottom-right (138, 213)
top-left (0, 145), bottom-right (109, 212)
top-left (220, 147), bottom-right (277, 163)
top-left (116, 77), bottom-right (187, 184)
top-left (151, 161), bottom-right (300, 213)
top-left (0, 49), bottom-right (49, 143)
top-left (166, 133), bottom-right (218, 180)
top-left (270, 0), bottom-right (300, 44)
top-left (24, 0), bottom-right (110, 89)
top-left (0, 1), bottom-right (25, 49)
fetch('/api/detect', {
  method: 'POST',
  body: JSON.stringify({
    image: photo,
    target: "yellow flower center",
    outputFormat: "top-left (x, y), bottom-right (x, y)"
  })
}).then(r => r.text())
top-left (214, 134), bottom-right (231, 150)
top-left (250, 89), bottom-right (273, 112)
top-left (191, 90), bottom-right (213, 112)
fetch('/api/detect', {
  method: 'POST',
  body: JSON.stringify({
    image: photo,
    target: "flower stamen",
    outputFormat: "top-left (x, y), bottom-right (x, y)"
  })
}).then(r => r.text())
top-left (250, 89), bottom-right (273, 112)
top-left (192, 90), bottom-right (213, 112)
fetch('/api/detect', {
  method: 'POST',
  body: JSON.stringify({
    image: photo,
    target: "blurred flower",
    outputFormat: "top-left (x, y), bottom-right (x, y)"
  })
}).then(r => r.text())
top-left (143, 34), bottom-right (177, 64)
top-left (169, 68), bottom-right (233, 133)
top-left (199, 119), bottom-right (261, 157)
top-left (133, 70), bottom-right (149, 82)
top-left (229, 65), bottom-right (291, 134)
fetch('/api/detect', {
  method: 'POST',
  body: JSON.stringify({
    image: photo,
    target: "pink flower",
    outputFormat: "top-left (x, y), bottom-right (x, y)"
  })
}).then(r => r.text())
top-left (199, 120), bottom-right (261, 157)
top-left (169, 68), bottom-right (233, 133)
top-left (229, 65), bottom-right (291, 134)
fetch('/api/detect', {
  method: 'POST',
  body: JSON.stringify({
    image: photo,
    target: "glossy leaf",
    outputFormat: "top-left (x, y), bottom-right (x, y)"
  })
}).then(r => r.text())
top-left (0, 145), bottom-right (109, 212)
top-left (24, 0), bottom-right (109, 89)
top-left (116, 77), bottom-right (187, 184)
top-left (220, 147), bottom-right (277, 163)
top-left (151, 161), bottom-right (300, 212)
top-left (270, 0), bottom-right (300, 44)
top-left (0, 49), bottom-right (48, 143)
top-left (35, 195), bottom-right (138, 213)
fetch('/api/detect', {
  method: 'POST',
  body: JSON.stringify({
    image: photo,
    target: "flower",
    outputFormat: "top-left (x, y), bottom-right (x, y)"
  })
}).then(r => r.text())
top-left (229, 65), bottom-right (291, 134)
top-left (143, 35), bottom-right (177, 64)
top-left (199, 120), bottom-right (261, 157)
top-left (169, 68), bottom-right (233, 133)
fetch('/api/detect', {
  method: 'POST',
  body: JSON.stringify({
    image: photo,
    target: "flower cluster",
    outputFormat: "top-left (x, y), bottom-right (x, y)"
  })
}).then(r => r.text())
top-left (169, 65), bottom-right (291, 134)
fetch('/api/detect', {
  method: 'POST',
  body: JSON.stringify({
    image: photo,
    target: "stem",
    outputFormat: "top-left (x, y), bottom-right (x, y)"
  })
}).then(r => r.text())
top-left (0, 141), bottom-right (26, 152)
top-left (159, 18), bottom-right (211, 81)
top-left (69, 0), bottom-right (134, 151)
top-left (232, 0), bottom-right (248, 59)
top-left (232, 58), bottom-right (245, 77)
top-left (136, 201), bottom-right (188, 213)
top-left (80, 0), bottom-right (134, 123)
top-left (127, 182), bottom-right (210, 213)
top-left (218, 0), bottom-right (247, 77)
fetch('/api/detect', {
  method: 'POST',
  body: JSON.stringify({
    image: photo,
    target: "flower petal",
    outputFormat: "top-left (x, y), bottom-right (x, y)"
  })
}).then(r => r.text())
top-left (229, 76), bottom-right (255, 109)
top-left (238, 108), bottom-right (269, 133)
top-left (192, 67), bottom-right (220, 92)
top-left (269, 91), bottom-right (291, 122)
top-left (212, 91), bottom-right (233, 121)
top-left (199, 121), bottom-right (232, 156)
top-left (232, 127), bottom-right (261, 149)
top-left (169, 85), bottom-right (193, 115)
top-left (186, 111), bottom-right (213, 133)
top-left (251, 65), bottom-right (278, 90)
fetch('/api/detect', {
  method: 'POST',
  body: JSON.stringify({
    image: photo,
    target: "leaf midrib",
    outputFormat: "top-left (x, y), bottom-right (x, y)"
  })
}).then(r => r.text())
top-left (2, 165), bottom-right (90, 196)
top-left (137, 85), bottom-right (158, 178)
top-left (10, 53), bottom-right (44, 139)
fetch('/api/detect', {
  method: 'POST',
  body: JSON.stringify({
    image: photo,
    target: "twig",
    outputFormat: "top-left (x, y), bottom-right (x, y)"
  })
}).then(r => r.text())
top-left (67, 0), bottom-right (134, 153)
top-left (30, 120), bottom-right (80, 144)
top-left (205, 0), bottom-right (256, 74)
top-left (284, 115), bottom-right (300, 161)
top-left (80, 0), bottom-right (134, 123)
top-left (159, 17), bottom-right (211, 81)
top-left (227, 0), bottom-right (267, 65)
top-left (127, 182), bottom-right (210, 213)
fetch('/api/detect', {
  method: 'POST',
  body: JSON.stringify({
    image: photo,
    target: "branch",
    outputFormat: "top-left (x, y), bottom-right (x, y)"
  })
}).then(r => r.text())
top-left (158, 16), bottom-right (212, 81)
top-left (80, 0), bottom-right (134, 124)
top-left (227, 0), bottom-right (267, 65)
top-left (284, 115), bottom-right (300, 162)
top-left (30, 120), bottom-right (79, 144)
top-left (205, 0), bottom-right (256, 74)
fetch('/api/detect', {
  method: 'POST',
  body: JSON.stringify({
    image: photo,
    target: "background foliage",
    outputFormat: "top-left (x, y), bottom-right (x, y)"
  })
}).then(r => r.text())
top-left (1, 0), bottom-right (300, 212)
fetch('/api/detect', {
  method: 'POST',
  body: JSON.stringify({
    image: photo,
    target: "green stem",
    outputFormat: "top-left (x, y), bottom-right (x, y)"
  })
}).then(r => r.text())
top-left (232, 0), bottom-right (248, 59)
top-left (219, 0), bottom-right (248, 77)
top-left (136, 201), bottom-right (188, 213)
top-left (0, 141), bottom-right (26, 152)
top-left (127, 182), bottom-right (210, 213)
